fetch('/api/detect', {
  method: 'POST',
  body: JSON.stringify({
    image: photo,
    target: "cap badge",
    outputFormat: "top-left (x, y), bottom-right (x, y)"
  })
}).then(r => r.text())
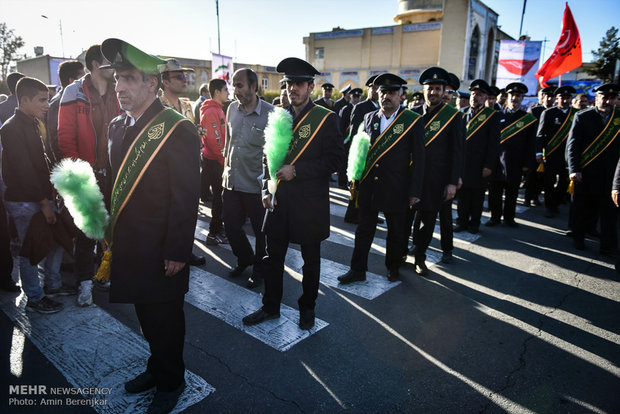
top-left (394, 124), bottom-right (404, 134)
top-left (429, 120), bottom-right (441, 132)
top-left (299, 124), bottom-right (311, 138)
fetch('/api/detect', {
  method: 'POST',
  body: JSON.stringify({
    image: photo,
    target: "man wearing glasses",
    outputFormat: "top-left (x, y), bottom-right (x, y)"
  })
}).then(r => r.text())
top-left (160, 59), bottom-right (195, 121)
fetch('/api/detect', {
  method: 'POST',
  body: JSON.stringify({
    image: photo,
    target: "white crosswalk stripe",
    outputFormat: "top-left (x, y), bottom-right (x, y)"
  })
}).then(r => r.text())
top-left (0, 292), bottom-right (213, 414)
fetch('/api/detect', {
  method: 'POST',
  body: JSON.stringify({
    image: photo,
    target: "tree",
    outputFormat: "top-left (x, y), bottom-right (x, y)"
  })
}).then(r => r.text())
top-left (588, 26), bottom-right (620, 82)
top-left (0, 22), bottom-right (25, 82)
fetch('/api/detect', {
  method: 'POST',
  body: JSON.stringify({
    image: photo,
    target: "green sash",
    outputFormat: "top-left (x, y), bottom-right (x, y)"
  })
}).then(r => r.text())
top-left (424, 103), bottom-right (460, 147)
top-left (500, 112), bottom-right (537, 144)
top-left (283, 105), bottom-right (332, 165)
top-left (465, 107), bottom-right (495, 141)
top-left (580, 107), bottom-right (620, 168)
top-left (360, 110), bottom-right (422, 182)
top-left (105, 108), bottom-right (190, 244)
top-left (544, 107), bottom-right (577, 158)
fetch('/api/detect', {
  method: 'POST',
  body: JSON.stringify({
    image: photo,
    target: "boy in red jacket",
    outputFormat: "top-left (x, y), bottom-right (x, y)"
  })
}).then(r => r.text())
top-left (200, 78), bottom-right (229, 245)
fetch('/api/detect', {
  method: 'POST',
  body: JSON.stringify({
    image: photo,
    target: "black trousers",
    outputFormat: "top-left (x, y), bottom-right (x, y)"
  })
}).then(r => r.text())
top-left (350, 207), bottom-right (407, 272)
top-left (524, 169), bottom-right (543, 201)
top-left (134, 297), bottom-right (185, 391)
top-left (261, 237), bottom-right (320, 314)
top-left (412, 209), bottom-right (439, 261)
top-left (200, 157), bottom-right (212, 201)
top-left (438, 200), bottom-right (453, 252)
top-left (0, 197), bottom-right (13, 283)
top-left (338, 140), bottom-right (351, 187)
top-left (543, 166), bottom-right (568, 212)
top-left (74, 169), bottom-right (110, 284)
top-left (203, 158), bottom-right (224, 235)
top-left (488, 180), bottom-right (519, 222)
top-left (222, 189), bottom-right (266, 268)
top-left (573, 189), bottom-right (617, 250)
top-left (457, 187), bottom-right (486, 228)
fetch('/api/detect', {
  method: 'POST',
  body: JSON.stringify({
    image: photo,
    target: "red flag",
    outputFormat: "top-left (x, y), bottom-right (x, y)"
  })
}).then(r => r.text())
top-left (535, 3), bottom-right (582, 87)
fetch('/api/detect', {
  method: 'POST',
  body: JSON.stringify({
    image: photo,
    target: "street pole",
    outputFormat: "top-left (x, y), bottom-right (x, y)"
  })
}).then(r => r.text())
top-left (216, 0), bottom-right (221, 54)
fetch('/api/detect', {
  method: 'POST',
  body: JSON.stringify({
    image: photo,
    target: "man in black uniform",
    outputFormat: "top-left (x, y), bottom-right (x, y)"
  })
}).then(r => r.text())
top-left (487, 82), bottom-right (536, 227)
top-left (566, 83), bottom-right (620, 253)
top-left (456, 79), bottom-right (499, 234)
top-left (525, 86), bottom-right (555, 206)
top-left (314, 82), bottom-right (334, 109)
top-left (242, 58), bottom-right (343, 330)
top-left (343, 75), bottom-right (380, 224)
top-left (336, 87), bottom-right (362, 189)
top-left (535, 85), bottom-right (576, 218)
top-left (408, 67), bottom-right (463, 275)
top-left (100, 39), bottom-right (200, 413)
top-left (486, 86), bottom-right (502, 111)
top-left (338, 73), bottom-right (425, 284)
top-left (334, 84), bottom-right (352, 115)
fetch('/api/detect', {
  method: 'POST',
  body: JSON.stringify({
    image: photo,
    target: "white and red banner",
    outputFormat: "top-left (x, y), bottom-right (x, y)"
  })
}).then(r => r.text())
top-left (211, 52), bottom-right (233, 89)
top-left (535, 3), bottom-right (582, 87)
top-left (497, 40), bottom-right (542, 94)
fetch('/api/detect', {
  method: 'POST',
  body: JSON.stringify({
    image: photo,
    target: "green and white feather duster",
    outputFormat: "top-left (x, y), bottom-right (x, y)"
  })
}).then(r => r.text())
top-left (50, 158), bottom-right (109, 240)
top-left (264, 106), bottom-right (294, 180)
top-left (347, 124), bottom-right (371, 182)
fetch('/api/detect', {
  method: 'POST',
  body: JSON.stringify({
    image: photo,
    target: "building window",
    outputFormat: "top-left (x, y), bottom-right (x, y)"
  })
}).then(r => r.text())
top-left (262, 77), bottom-right (268, 90)
top-left (468, 25), bottom-right (480, 80)
top-left (315, 47), bottom-right (324, 60)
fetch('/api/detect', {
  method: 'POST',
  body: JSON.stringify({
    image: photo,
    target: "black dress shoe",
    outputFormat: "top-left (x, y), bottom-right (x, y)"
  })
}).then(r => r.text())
top-left (441, 251), bottom-right (452, 264)
top-left (387, 268), bottom-right (400, 282)
top-left (189, 253), bottom-right (206, 266)
top-left (415, 261), bottom-right (429, 276)
top-left (125, 371), bottom-right (156, 394)
top-left (337, 269), bottom-right (366, 284)
top-left (485, 219), bottom-right (500, 227)
top-left (467, 225), bottom-right (479, 234)
top-left (299, 309), bottom-right (315, 330)
top-left (0, 278), bottom-right (20, 292)
top-left (523, 200), bottom-right (532, 207)
top-left (246, 275), bottom-right (263, 289)
top-left (573, 238), bottom-right (585, 250)
top-left (453, 224), bottom-right (467, 232)
top-left (504, 220), bottom-right (519, 228)
top-left (147, 381), bottom-right (185, 414)
top-left (242, 309), bottom-right (280, 326)
top-left (229, 264), bottom-right (250, 278)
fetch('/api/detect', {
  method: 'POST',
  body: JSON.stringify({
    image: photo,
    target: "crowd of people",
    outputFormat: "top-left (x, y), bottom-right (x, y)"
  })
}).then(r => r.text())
top-left (0, 37), bottom-right (619, 413)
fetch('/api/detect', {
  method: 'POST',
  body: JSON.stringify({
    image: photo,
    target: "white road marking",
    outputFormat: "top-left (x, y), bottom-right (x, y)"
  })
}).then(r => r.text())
top-left (186, 267), bottom-right (328, 352)
top-left (0, 293), bottom-right (213, 414)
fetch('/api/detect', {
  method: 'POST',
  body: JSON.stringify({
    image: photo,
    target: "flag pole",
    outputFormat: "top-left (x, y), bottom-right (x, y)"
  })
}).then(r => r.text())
top-left (558, 74), bottom-right (562, 87)
top-left (519, 0), bottom-right (528, 37)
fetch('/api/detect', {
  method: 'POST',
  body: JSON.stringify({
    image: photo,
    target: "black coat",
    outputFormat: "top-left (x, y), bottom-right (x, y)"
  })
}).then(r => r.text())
top-left (314, 97), bottom-right (334, 110)
top-left (357, 107), bottom-right (425, 213)
top-left (566, 107), bottom-right (620, 195)
top-left (333, 97), bottom-right (349, 116)
top-left (528, 104), bottom-right (550, 121)
top-left (350, 99), bottom-right (379, 139)
top-left (263, 101), bottom-right (344, 244)
top-left (495, 109), bottom-right (537, 185)
top-left (411, 103), bottom-right (464, 211)
top-left (536, 107), bottom-right (572, 171)
top-left (107, 99), bottom-right (201, 304)
top-left (339, 103), bottom-right (354, 137)
top-left (461, 107), bottom-right (500, 189)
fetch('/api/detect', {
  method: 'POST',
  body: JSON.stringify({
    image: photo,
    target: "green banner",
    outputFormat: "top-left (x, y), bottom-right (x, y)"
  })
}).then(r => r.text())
top-left (500, 112), bottom-right (537, 144)
top-left (105, 108), bottom-right (190, 244)
top-left (424, 103), bottom-right (460, 147)
top-left (465, 107), bottom-right (496, 141)
top-left (580, 107), bottom-right (620, 168)
top-left (360, 110), bottom-right (421, 182)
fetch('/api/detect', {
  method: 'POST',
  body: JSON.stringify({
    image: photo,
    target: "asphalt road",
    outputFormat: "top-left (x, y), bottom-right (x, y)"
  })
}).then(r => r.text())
top-left (1, 185), bottom-right (619, 414)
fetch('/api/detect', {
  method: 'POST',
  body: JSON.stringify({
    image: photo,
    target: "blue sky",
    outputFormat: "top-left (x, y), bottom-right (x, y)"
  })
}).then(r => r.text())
top-left (2, 0), bottom-right (618, 66)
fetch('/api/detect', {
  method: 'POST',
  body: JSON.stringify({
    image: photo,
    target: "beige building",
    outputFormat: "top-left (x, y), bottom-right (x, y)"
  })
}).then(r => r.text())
top-left (304, 0), bottom-right (513, 90)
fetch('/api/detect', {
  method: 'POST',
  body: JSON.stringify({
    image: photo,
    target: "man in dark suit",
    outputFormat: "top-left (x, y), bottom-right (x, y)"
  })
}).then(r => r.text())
top-left (456, 79), bottom-right (499, 234)
top-left (338, 73), bottom-right (425, 284)
top-left (408, 67), bottom-right (463, 275)
top-left (336, 87), bottom-right (362, 189)
top-left (101, 38), bottom-right (200, 413)
top-left (486, 82), bottom-right (537, 228)
top-left (567, 83), bottom-right (620, 254)
top-left (242, 58), bottom-right (343, 330)
top-left (314, 82), bottom-right (334, 109)
top-left (334, 84), bottom-right (351, 115)
top-left (535, 85), bottom-right (576, 218)
top-left (486, 86), bottom-right (502, 111)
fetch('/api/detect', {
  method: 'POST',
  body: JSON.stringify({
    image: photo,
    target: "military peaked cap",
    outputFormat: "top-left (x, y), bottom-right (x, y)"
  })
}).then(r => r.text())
top-left (100, 38), bottom-right (166, 75)
top-left (554, 86), bottom-right (576, 96)
top-left (419, 67), bottom-right (449, 85)
top-left (505, 82), bottom-right (528, 95)
top-left (469, 79), bottom-right (490, 94)
top-left (446, 73), bottom-right (460, 90)
top-left (276, 57), bottom-right (320, 82)
top-left (373, 73), bottom-right (407, 91)
top-left (595, 83), bottom-right (620, 96)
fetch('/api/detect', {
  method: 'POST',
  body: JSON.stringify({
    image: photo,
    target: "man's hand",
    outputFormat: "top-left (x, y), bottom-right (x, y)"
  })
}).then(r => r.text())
top-left (262, 194), bottom-right (276, 210)
top-left (443, 184), bottom-right (457, 201)
top-left (40, 200), bottom-right (56, 225)
top-left (164, 260), bottom-right (185, 277)
top-left (409, 197), bottom-right (420, 207)
top-left (456, 177), bottom-right (463, 191)
top-left (612, 190), bottom-right (620, 207)
top-left (570, 172), bottom-right (582, 182)
top-left (276, 165), bottom-right (295, 181)
top-left (482, 168), bottom-right (492, 178)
